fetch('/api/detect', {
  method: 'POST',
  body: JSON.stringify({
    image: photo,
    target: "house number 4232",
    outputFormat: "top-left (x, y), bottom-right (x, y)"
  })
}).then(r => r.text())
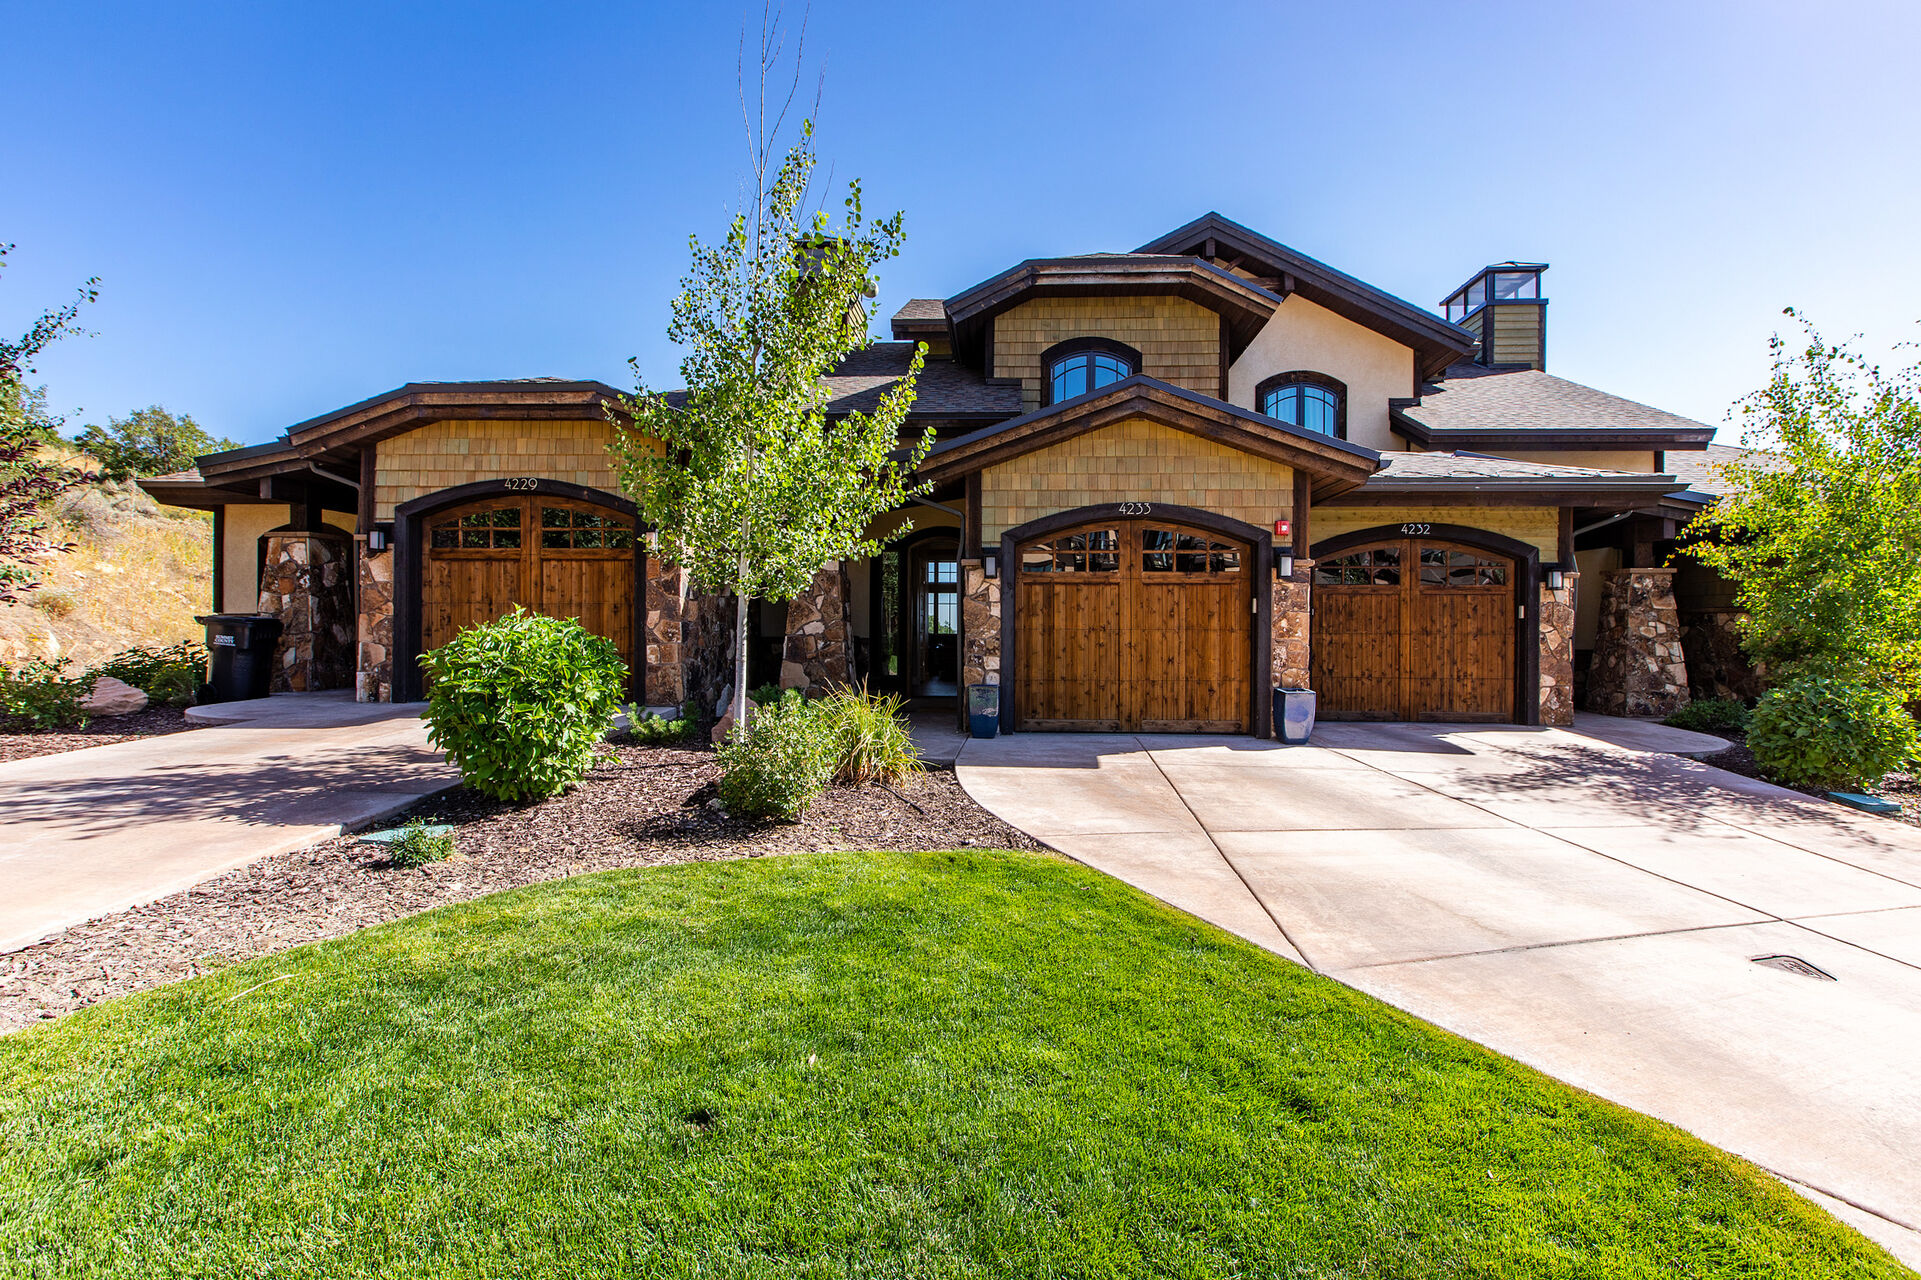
top-left (1400, 522), bottom-right (1431, 536)
top-left (504, 477), bottom-right (540, 491)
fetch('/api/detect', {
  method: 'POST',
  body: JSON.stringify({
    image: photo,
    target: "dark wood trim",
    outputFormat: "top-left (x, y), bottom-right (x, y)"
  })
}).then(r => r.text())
top-left (1390, 421), bottom-right (1716, 451)
top-left (1218, 315), bottom-right (1231, 401)
top-left (998, 502), bottom-right (1274, 739)
top-left (1311, 522), bottom-right (1542, 727)
top-left (390, 477), bottom-right (642, 703)
top-left (964, 474), bottom-right (982, 560)
top-left (1292, 471), bottom-right (1312, 556)
top-left (1253, 370), bottom-right (1349, 441)
top-left (357, 445), bottom-right (377, 534)
top-left (210, 506), bottom-right (225, 612)
top-left (1557, 507), bottom-right (1574, 568)
top-left (891, 526), bottom-right (962, 700)
top-left (1037, 337), bottom-right (1143, 406)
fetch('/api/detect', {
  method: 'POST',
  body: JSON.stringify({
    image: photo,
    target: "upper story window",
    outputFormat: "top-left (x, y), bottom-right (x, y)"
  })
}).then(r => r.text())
top-left (1040, 337), bottom-right (1141, 406)
top-left (1255, 372), bottom-right (1346, 438)
top-left (1442, 263), bottom-right (1546, 323)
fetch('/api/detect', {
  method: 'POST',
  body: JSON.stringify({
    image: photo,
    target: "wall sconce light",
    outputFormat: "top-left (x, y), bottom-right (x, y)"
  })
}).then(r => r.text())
top-left (366, 528), bottom-right (388, 552)
top-left (1546, 568), bottom-right (1565, 590)
top-left (1276, 553), bottom-right (1295, 580)
top-left (983, 553), bottom-right (999, 579)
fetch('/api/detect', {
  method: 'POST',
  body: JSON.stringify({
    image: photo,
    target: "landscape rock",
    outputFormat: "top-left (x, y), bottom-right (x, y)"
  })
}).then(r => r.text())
top-left (81, 676), bottom-right (149, 717)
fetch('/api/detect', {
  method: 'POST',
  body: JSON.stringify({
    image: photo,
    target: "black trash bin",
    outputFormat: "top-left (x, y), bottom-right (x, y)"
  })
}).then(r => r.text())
top-left (196, 614), bottom-right (282, 703)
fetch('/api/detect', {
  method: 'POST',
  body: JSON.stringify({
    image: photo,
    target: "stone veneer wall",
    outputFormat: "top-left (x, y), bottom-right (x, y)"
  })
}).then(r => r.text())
top-left (780, 563), bottom-right (853, 695)
top-left (1679, 607), bottom-right (1764, 703)
top-left (644, 559), bottom-right (735, 712)
top-left (1271, 563), bottom-right (1312, 690)
top-left (960, 561), bottom-right (1001, 695)
top-left (259, 528), bottom-right (355, 693)
top-left (1539, 574), bottom-right (1578, 726)
top-left (1585, 568), bottom-right (1691, 718)
top-left (356, 546), bottom-right (394, 702)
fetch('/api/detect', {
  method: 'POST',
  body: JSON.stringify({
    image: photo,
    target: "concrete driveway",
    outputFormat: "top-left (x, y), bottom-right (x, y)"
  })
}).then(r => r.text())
top-left (0, 692), bottom-right (457, 954)
top-left (956, 719), bottom-right (1921, 1265)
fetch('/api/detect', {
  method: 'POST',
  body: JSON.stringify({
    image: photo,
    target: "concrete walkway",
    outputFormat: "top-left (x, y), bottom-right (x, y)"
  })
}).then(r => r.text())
top-left (0, 692), bottom-right (457, 954)
top-left (956, 720), bottom-right (1921, 1266)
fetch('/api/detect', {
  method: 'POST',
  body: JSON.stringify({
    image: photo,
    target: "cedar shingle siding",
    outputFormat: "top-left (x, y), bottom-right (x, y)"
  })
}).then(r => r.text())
top-left (992, 297), bottom-right (1219, 410)
top-left (375, 419), bottom-right (619, 520)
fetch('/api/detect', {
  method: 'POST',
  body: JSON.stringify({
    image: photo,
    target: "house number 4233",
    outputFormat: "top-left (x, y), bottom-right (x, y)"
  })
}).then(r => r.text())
top-left (504, 477), bottom-right (540, 491)
top-left (1118, 501), bottom-right (1153, 516)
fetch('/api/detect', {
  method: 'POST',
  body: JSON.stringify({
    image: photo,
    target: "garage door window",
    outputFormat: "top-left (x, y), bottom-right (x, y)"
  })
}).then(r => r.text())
top-left (1141, 527), bottom-right (1241, 574)
top-left (431, 507), bottom-right (521, 549)
top-left (1021, 528), bottom-right (1121, 574)
top-left (1315, 547), bottom-right (1400, 586)
top-left (540, 506), bottom-right (635, 550)
top-left (1419, 547), bottom-right (1506, 587)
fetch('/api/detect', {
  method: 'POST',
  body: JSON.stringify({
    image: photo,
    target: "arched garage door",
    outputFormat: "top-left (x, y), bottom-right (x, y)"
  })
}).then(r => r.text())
top-left (1015, 518), bottom-right (1252, 732)
top-left (1311, 536), bottom-right (1516, 722)
top-left (422, 495), bottom-right (637, 668)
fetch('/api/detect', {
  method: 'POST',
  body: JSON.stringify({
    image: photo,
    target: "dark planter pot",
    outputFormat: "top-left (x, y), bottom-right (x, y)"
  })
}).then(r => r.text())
top-left (1273, 686), bottom-right (1318, 745)
top-left (967, 683), bottom-right (1000, 739)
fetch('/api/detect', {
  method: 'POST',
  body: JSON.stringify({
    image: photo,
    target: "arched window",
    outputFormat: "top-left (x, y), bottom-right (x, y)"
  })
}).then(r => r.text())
top-left (1256, 372), bottom-right (1347, 439)
top-left (1041, 338), bottom-right (1141, 405)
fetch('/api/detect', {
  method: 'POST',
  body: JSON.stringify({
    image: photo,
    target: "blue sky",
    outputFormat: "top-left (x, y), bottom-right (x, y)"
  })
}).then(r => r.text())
top-left (4, 0), bottom-right (1917, 446)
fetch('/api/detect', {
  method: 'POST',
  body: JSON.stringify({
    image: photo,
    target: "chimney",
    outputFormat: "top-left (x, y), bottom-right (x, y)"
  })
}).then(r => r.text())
top-left (1441, 263), bottom-right (1547, 370)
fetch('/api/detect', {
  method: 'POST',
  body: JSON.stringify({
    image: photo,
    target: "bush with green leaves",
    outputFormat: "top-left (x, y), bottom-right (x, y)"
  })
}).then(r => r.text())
top-left (382, 820), bottom-right (455, 868)
top-left (92, 640), bottom-right (207, 707)
top-left (817, 687), bottom-right (922, 784)
top-left (419, 608), bottom-right (627, 803)
top-left (1662, 696), bottom-right (1752, 736)
top-left (716, 694), bottom-right (838, 822)
top-left (1746, 675), bottom-right (1918, 792)
top-left (748, 683), bottom-right (786, 707)
top-left (0, 657), bottom-right (95, 729)
top-left (626, 702), bottom-right (694, 745)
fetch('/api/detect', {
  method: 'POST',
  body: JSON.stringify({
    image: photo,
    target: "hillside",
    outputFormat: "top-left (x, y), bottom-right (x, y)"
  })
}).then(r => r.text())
top-left (0, 478), bottom-right (212, 667)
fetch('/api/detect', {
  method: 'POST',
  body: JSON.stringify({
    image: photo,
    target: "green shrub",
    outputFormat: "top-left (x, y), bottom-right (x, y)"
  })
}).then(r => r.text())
top-left (748, 682), bottom-right (786, 706)
top-left (383, 820), bottom-right (455, 868)
top-left (817, 687), bottom-right (922, 784)
top-left (0, 658), bottom-right (96, 729)
top-left (1747, 675), bottom-right (1918, 792)
top-left (92, 641), bottom-right (207, 707)
top-left (419, 608), bottom-right (628, 803)
top-left (627, 702), bottom-right (694, 745)
top-left (1663, 696), bottom-right (1751, 735)
top-left (717, 696), bottom-right (837, 822)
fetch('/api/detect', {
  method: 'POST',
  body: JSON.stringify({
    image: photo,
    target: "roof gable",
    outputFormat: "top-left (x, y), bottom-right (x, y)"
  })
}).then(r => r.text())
top-left (1136, 213), bottom-right (1476, 380)
top-left (1393, 364), bottom-right (1717, 449)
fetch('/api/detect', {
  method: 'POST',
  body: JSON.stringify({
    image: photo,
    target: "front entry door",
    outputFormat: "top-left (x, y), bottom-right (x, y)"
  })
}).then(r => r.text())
top-left (1014, 519), bottom-right (1253, 732)
top-left (1310, 537), bottom-right (1516, 721)
top-left (422, 495), bottom-right (638, 675)
top-left (912, 542), bottom-right (959, 697)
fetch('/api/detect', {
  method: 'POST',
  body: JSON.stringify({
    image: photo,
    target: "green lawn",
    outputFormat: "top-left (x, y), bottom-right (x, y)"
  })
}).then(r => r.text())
top-left (0, 849), bottom-right (1905, 1278)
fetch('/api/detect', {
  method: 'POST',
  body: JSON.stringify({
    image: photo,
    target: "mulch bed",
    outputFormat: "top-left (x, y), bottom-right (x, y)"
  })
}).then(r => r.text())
top-left (0, 738), bottom-right (1044, 1034)
top-left (1695, 731), bottom-right (1921, 829)
top-left (0, 707), bottom-right (202, 763)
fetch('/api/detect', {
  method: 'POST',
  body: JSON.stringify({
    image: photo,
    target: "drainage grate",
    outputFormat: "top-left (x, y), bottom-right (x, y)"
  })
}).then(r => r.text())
top-left (1749, 954), bottom-right (1836, 981)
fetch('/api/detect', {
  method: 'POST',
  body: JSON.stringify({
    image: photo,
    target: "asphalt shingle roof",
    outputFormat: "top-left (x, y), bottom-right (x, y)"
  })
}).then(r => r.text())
top-left (1401, 364), bottom-right (1716, 437)
top-left (1667, 442), bottom-right (1774, 497)
top-left (891, 298), bottom-right (947, 323)
top-left (824, 344), bottom-right (1022, 417)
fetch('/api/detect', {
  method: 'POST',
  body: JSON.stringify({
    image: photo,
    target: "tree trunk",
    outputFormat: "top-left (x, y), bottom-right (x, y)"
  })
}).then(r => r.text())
top-left (733, 547), bottom-right (751, 737)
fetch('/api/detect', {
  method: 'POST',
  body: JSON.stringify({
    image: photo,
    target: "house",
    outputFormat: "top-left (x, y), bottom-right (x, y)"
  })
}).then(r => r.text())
top-left (143, 212), bottom-right (1729, 735)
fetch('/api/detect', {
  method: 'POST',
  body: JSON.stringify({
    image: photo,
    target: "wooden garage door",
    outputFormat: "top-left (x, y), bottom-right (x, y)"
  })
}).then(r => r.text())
top-left (423, 496), bottom-right (637, 670)
top-left (1016, 520), bottom-right (1251, 732)
top-left (1310, 538), bottom-right (1515, 722)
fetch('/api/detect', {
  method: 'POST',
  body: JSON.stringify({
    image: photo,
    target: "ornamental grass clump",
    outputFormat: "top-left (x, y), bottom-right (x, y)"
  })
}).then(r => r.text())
top-left (1746, 675), bottom-right (1918, 792)
top-left (818, 686), bottom-right (922, 784)
top-left (420, 608), bottom-right (627, 803)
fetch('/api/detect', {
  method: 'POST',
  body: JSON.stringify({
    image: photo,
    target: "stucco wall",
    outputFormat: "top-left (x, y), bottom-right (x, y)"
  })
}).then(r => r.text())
top-left (1228, 295), bottom-right (1415, 453)
top-left (1313, 503), bottom-right (1560, 560)
top-left (373, 418), bottom-right (625, 519)
top-left (993, 297), bottom-right (1219, 410)
top-left (218, 505), bottom-right (354, 613)
top-left (980, 417), bottom-right (1292, 544)
top-left (1498, 449), bottom-right (1660, 474)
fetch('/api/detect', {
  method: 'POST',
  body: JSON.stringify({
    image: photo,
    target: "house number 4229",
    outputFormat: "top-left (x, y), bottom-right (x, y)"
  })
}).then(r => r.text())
top-left (504, 477), bottom-right (540, 491)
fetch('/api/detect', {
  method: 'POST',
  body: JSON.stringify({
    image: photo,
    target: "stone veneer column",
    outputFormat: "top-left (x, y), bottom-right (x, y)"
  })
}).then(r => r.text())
top-left (355, 545), bottom-right (394, 702)
top-left (1679, 607), bottom-right (1764, 702)
top-left (1270, 560), bottom-right (1313, 690)
top-left (1538, 572), bottom-right (1578, 726)
top-left (1585, 567), bottom-right (1691, 718)
top-left (959, 560), bottom-right (1002, 693)
top-left (258, 527), bottom-right (355, 693)
top-left (645, 559), bottom-right (688, 707)
top-left (780, 562), bottom-right (852, 694)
